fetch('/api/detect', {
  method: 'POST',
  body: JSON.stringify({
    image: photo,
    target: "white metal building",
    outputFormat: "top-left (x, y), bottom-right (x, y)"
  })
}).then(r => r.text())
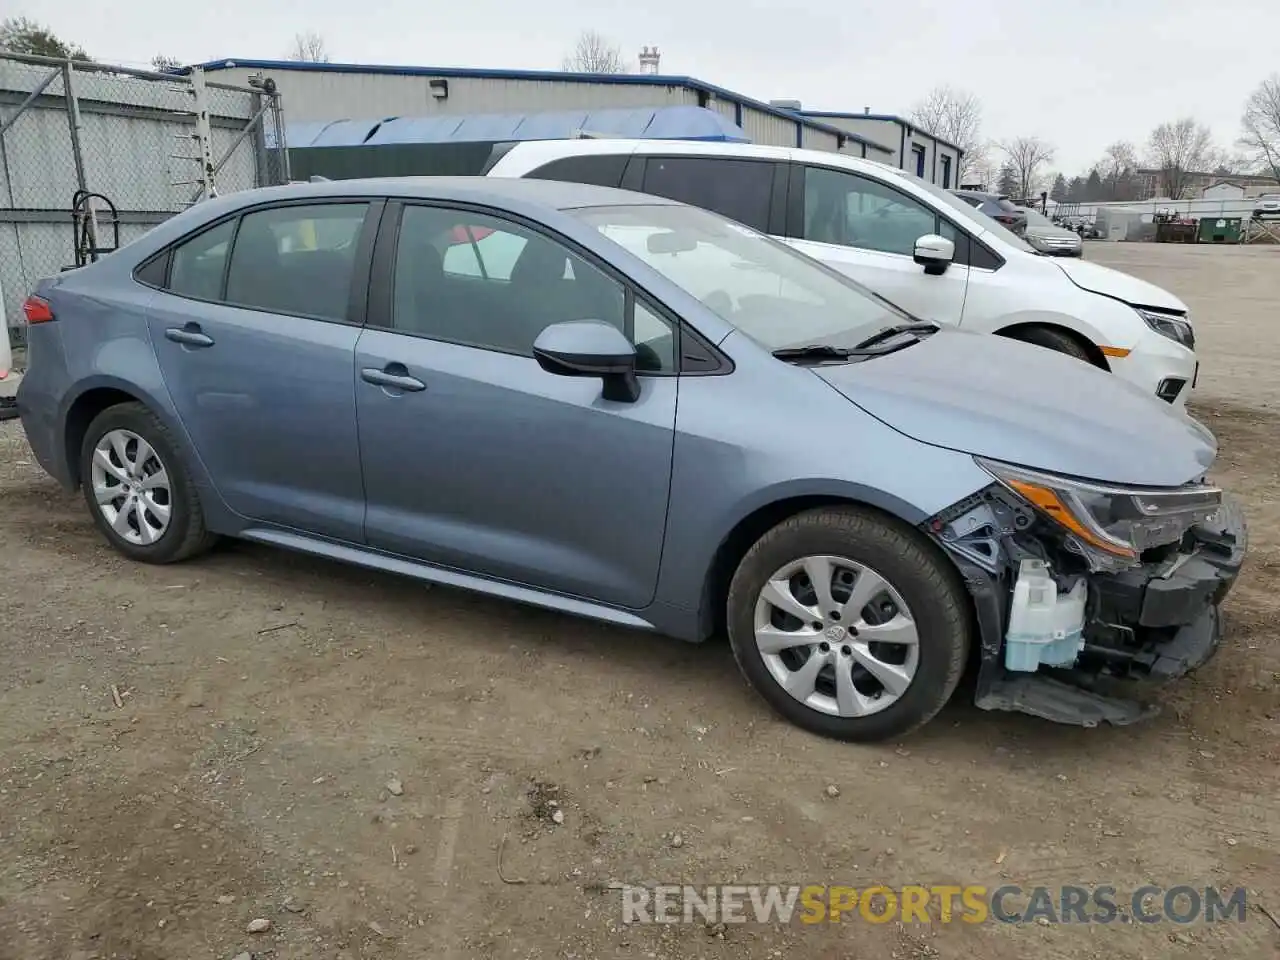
top-left (188, 59), bottom-right (897, 163)
top-left (796, 110), bottom-right (964, 189)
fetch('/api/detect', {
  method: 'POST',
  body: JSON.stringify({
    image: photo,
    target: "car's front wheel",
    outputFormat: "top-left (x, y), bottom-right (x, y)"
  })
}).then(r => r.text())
top-left (79, 402), bottom-right (216, 563)
top-left (726, 506), bottom-right (971, 742)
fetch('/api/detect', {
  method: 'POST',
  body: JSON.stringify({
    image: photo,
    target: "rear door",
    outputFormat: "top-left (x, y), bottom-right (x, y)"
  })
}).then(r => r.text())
top-left (781, 163), bottom-right (971, 325)
top-left (143, 199), bottom-right (380, 542)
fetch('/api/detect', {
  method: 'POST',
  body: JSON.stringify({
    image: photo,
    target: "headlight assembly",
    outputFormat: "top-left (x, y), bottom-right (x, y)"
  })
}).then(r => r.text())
top-left (977, 458), bottom-right (1222, 566)
top-left (1136, 307), bottom-right (1195, 350)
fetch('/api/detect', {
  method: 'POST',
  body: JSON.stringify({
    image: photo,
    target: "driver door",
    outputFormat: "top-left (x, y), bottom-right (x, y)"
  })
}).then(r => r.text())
top-left (783, 163), bottom-right (970, 325)
top-left (355, 201), bottom-right (679, 609)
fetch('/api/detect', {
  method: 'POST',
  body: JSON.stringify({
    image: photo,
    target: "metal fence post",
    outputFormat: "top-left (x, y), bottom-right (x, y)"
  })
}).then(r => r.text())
top-left (269, 89), bottom-right (291, 183)
top-left (62, 60), bottom-right (100, 249)
top-left (189, 66), bottom-right (217, 200)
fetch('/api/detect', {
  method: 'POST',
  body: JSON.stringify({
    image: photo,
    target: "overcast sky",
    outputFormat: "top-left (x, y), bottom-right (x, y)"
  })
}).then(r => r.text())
top-left (16, 0), bottom-right (1276, 175)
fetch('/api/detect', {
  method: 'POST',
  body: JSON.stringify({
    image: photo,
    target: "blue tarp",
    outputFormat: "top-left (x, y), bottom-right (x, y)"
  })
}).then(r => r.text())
top-left (278, 105), bottom-right (749, 149)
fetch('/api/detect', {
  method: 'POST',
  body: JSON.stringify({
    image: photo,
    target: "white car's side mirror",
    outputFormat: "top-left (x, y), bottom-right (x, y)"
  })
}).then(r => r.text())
top-left (913, 234), bottom-right (955, 276)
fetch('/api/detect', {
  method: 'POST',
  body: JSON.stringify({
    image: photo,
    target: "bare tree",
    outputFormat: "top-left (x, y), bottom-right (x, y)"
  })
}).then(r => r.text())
top-left (997, 136), bottom-right (1056, 199)
top-left (561, 30), bottom-right (629, 74)
top-left (288, 30), bottom-right (331, 63)
top-left (1099, 140), bottom-right (1139, 200)
top-left (907, 86), bottom-right (986, 182)
top-left (1239, 74), bottom-right (1280, 184)
top-left (1146, 118), bottom-right (1215, 199)
top-left (151, 54), bottom-right (182, 72)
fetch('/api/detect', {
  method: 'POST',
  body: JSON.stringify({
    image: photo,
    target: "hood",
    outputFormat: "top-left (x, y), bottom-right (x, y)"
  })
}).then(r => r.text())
top-left (1026, 223), bottom-right (1081, 242)
top-left (815, 328), bottom-right (1216, 487)
top-left (1054, 257), bottom-right (1187, 312)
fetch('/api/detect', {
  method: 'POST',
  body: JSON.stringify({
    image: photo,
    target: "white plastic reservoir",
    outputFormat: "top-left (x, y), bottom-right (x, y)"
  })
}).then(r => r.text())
top-left (1004, 559), bottom-right (1087, 672)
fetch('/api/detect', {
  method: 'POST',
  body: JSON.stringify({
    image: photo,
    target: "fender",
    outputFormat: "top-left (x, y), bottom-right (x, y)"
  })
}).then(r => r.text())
top-left (58, 373), bottom-right (242, 532)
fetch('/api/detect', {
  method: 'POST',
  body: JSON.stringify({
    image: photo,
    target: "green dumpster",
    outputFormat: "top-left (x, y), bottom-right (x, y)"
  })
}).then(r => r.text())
top-left (1198, 217), bottom-right (1243, 243)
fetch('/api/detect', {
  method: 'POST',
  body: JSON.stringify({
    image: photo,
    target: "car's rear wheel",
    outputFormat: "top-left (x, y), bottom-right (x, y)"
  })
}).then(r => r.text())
top-left (79, 402), bottom-right (216, 563)
top-left (1003, 325), bottom-right (1092, 363)
top-left (726, 506), bottom-right (971, 742)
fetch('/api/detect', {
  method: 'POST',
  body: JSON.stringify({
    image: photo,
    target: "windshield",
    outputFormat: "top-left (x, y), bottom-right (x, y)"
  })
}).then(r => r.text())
top-left (569, 203), bottom-right (912, 351)
top-left (912, 178), bottom-right (1037, 253)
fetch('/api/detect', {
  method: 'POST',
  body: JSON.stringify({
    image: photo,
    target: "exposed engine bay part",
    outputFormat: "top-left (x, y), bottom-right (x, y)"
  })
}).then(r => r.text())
top-left (925, 485), bottom-right (1247, 728)
top-left (1004, 559), bottom-right (1086, 672)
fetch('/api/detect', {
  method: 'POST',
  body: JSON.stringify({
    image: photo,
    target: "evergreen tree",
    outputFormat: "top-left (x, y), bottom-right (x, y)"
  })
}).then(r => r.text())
top-left (996, 162), bottom-right (1018, 196)
top-left (1085, 168), bottom-right (1104, 200)
top-left (1049, 173), bottom-right (1068, 202)
top-left (0, 17), bottom-right (90, 60)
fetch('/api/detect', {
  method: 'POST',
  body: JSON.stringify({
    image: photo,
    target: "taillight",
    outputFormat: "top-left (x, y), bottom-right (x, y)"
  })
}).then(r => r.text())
top-left (23, 295), bottom-right (54, 323)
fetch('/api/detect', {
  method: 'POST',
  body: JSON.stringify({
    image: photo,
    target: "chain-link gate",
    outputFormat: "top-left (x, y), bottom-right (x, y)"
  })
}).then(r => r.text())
top-left (0, 52), bottom-right (289, 350)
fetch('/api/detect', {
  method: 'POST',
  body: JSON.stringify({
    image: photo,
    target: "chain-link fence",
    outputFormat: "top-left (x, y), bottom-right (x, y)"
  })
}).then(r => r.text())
top-left (0, 52), bottom-right (290, 347)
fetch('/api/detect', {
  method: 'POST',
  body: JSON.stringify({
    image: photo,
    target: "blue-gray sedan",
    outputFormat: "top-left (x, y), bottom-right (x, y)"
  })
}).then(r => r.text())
top-left (16, 178), bottom-right (1245, 740)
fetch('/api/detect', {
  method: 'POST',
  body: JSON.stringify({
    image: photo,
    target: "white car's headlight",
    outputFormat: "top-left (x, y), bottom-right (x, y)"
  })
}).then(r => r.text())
top-left (977, 458), bottom-right (1222, 567)
top-left (1136, 307), bottom-right (1195, 350)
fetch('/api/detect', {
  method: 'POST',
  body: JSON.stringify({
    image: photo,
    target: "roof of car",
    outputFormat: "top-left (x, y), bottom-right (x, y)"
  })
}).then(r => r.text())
top-left (222, 175), bottom-right (682, 211)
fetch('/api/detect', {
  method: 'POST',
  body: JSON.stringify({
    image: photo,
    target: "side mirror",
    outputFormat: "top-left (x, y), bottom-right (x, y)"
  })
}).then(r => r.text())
top-left (533, 320), bottom-right (640, 403)
top-left (913, 234), bottom-right (955, 276)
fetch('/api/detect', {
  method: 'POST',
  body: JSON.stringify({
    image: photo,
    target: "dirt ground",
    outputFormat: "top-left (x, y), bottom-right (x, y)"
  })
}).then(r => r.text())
top-left (0, 243), bottom-right (1277, 960)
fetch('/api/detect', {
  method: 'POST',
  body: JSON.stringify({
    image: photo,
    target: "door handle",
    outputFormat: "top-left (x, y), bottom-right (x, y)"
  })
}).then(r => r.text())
top-left (164, 324), bottom-right (214, 348)
top-left (360, 366), bottom-right (426, 392)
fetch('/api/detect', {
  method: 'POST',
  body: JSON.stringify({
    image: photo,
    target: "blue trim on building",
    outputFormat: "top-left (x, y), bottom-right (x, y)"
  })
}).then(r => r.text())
top-left (188, 58), bottom-right (893, 156)
top-left (798, 109), bottom-right (965, 157)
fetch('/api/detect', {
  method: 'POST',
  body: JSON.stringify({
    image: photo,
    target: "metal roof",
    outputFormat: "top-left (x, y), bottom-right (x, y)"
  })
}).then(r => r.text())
top-left (187, 58), bottom-right (888, 154)
top-left (278, 105), bottom-right (750, 149)
top-left (797, 110), bottom-right (965, 156)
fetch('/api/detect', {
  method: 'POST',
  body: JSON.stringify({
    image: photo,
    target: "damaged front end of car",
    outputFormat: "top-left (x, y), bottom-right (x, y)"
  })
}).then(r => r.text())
top-left (923, 459), bottom-right (1247, 727)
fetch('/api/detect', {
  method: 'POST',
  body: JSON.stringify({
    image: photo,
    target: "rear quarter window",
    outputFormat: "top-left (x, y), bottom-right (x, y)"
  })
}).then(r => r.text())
top-left (526, 155), bottom-right (628, 188)
top-left (640, 157), bottom-right (774, 232)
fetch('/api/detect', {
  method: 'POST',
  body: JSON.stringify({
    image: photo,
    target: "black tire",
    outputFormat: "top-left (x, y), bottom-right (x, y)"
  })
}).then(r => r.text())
top-left (726, 506), bottom-right (971, 742)
top-left (78, 402), bottom-right (217, 564)
top-left (1003, 325), bottom-right (1092, 363)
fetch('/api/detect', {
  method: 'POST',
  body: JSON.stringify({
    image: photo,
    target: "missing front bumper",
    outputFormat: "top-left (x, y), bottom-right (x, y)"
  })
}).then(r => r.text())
top-left (934, 491), bottom-right (1248, 728)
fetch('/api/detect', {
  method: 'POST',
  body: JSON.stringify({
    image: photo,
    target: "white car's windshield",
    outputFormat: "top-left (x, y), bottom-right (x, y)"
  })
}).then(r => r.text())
top-left (911, 177), bottom-right (1037, 253)
top-left (571, 203), bottom-right (913, 351)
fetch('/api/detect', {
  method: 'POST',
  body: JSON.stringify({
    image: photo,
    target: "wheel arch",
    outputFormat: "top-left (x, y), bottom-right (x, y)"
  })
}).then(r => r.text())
top-left (993, 320), bottom-right (1109, 370)
top-left (695, 486), bottom-right (940, 643)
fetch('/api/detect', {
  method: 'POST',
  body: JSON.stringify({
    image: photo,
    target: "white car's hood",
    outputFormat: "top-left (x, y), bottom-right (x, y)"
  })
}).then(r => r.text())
top-left (1054, 257), bottom-right (1187, 312)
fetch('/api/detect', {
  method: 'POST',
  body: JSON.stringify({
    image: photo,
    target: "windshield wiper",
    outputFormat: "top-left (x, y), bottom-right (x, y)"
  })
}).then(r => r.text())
top-left (771, 344), bottom-right (862, 362)
top-left (852, 321), bottom-right (940, 349)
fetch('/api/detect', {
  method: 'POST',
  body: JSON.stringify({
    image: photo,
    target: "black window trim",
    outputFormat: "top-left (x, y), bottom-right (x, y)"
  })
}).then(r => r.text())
top-left (368, 197), bottom-right (732, 377)
top-left (784, 162), bottom-right (1006, 272)
top-left (636, 154), bottom-right (780, 235)
top-left (130, 196), bottom-right (386, 327)
top-left (524, 152), bottom-right (630, 189)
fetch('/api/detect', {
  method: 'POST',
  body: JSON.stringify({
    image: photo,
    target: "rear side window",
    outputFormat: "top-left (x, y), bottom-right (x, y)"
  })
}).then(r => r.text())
top-left (169, 219), bottom-right (235, 301)
top-left (527, 154), bottom-right (628, 188)
top-left (224, 203), bottom-right (369, 321)
top-left (641, 157), bottom-right (773, 232)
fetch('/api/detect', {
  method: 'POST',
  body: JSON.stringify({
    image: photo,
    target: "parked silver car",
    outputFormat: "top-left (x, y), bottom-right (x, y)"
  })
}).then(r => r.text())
top-left (16, 178), bottom-right (1246, 740)
top-left (1023, 208), bottom-right (1084, 257)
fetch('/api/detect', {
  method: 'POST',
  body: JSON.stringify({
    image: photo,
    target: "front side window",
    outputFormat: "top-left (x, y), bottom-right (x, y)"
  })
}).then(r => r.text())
top-left (802, 165), bottom-right (939, 257)
top-left (391, 204), bottom-right (675, 370)
top-left (641, 157), bottom-right (774, 233)
top-left (572, 202), bottom-right (911, 353)
top-left (224, 203), bottom-right (369, 320)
